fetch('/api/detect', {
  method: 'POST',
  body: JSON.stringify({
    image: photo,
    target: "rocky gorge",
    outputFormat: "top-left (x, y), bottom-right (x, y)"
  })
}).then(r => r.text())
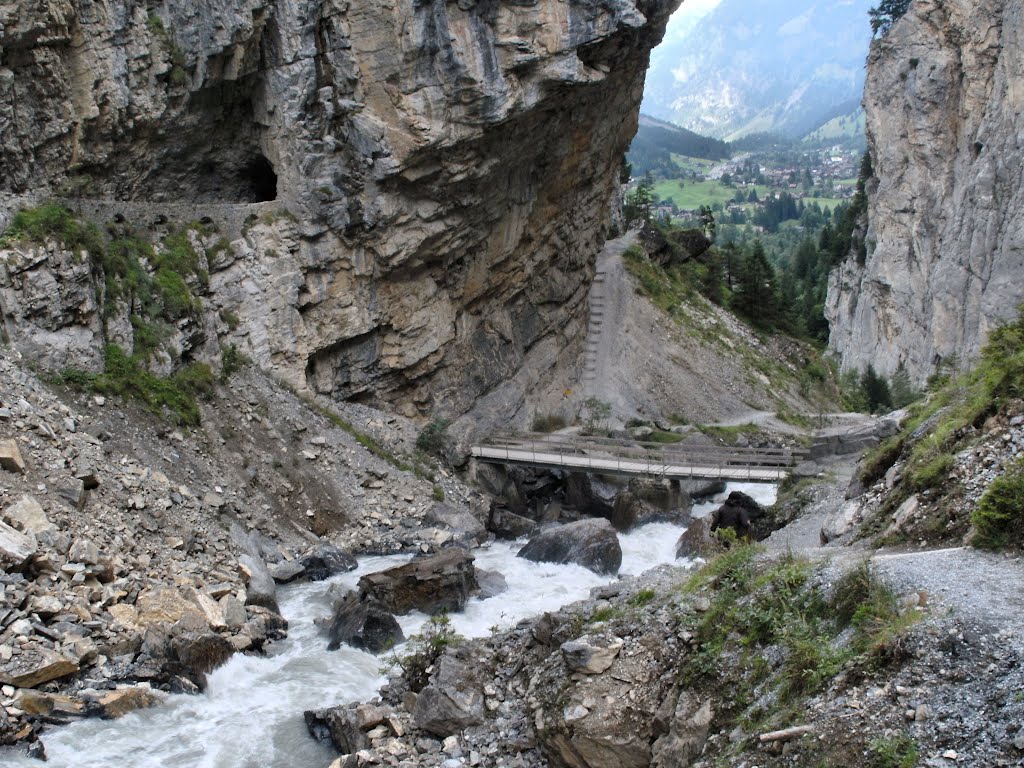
top-left (0, 0), bottom-right (679, 431)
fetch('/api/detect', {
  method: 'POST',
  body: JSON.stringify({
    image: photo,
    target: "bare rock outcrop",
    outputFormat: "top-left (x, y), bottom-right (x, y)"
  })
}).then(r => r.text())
top-left (0, 0), bottom-right (679, 427)
top-left (827, 0), bottom-right (1024, 383)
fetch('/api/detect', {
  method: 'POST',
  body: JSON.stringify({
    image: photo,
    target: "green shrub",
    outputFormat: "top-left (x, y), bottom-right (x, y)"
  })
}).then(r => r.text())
top-left (868, 734), bottom-right (918, 768)
top-left (532, 412), bottom-right (568, 433)
top-left (1, 203), bottom-right (104, 255)
top-left (432, 484), bottom-right (445, 502)
top-left (59, 345), bottom-right (211, 427)
top-left (628, 588), bottom-right (656, 606)
top-left (417, 418), bottom-right (451, 456)
top-left (907, 452), bottom-right (954, 491)
top-left (971, 464), bottom-right (1024, 550)
top-left (389, 612), bottom-right (463, 693)
top-left (646, 430), bottom-right (684, 444)
top-left (220, 344), bottom-right (249, 381)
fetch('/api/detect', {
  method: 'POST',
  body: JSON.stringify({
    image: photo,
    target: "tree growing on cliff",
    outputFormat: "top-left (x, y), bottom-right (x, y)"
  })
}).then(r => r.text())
top-left (869, 0), bottom-right (911, 37)
top-left (624, 173), bottom-right (655, 227)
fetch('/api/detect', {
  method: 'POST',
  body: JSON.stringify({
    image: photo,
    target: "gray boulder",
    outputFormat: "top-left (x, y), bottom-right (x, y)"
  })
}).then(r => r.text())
top-left (517, 518), bottom-right (622, 575)
top-left (0, 520), bottom-right (36, 572)
top-left (475, 568), bottom-right (508, 599)
top-left (675, 518), bottom-right (720, 559)
top-left (488, 506), bottom-right (537, 540)
top-left (300, 544), bottom-right (357, 581)
top-left (413, 654), bottom-right (485, 736)
top-left (239, 554), bottom-right (279, 613)
top-left (326, 590), bottom-right (404, 654)
top-left (359, 548), bottom-right (478, 615)
top-left (425, 502), bottom-right (487, 544)
top-left (305, 706), bottom-right (369, 754)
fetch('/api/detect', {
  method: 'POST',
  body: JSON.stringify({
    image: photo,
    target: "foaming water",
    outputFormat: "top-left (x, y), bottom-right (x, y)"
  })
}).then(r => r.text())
top-left (5, 483), bottom-right (770, 767)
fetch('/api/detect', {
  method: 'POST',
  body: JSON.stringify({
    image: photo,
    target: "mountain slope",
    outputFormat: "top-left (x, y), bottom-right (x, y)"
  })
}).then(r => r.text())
top-left (642, 0), bottom-right (874, 140)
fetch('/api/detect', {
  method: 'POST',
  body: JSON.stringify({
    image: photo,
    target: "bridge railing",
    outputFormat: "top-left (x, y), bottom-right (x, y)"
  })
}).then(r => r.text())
top-left (470, 431), bottom-right (806, 481)
top-left (479, 431), bottom-right (805, 468)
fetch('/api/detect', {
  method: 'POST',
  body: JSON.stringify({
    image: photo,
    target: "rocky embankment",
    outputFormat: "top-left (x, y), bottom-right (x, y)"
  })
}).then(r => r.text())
top-left (827, 0), bottom-right (1024, 383)
top-left (306, 401), bottom-right (1024, 768)
top-left (0, 348), bottom-right (494, 753)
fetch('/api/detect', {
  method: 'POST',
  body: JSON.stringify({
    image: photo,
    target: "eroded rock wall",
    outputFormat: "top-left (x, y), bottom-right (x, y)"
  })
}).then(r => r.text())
top-left (0, 0), bottom-right (677, 418)
top-left (826, 0), bottom-right (1024, 383)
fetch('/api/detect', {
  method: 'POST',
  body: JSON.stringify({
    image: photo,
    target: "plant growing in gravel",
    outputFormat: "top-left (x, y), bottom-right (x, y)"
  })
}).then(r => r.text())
top-left (629, 588), bottom-right (657, 606)
top-left (867, 733), bottom-right (918, 768)
top-left (389, 612), bottom-right (463, 693)
top-left (970, 462), bottom-right (1024, 550)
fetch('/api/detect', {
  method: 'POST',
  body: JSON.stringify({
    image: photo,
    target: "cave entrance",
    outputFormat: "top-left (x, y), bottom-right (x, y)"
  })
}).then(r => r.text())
top-left (244, 155), bottom-right (278, 202)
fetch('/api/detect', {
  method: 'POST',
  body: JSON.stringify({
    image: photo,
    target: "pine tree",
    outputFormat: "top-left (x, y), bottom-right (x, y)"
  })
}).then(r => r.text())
top-left (869, 0), bottom-right (911, 37)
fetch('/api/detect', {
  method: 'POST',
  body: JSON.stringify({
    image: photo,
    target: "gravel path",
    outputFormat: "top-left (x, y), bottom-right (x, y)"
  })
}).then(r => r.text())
top-left (872, 546), bottom-right (1024, 643)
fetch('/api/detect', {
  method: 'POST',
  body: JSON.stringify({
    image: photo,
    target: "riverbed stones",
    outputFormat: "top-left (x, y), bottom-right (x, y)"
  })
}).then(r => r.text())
top-left (561, 635), bottom-right (624, 674)
top-left (517, 518), bottom-right (622, 575)
top-left (0, 649), bottom-right (78, 687)
top-left (326, 590), bottom-right (405, 654)
top-left (359, 548), bottom-right (478, 615)
top-left (413, 654), bottom-right (485, 736)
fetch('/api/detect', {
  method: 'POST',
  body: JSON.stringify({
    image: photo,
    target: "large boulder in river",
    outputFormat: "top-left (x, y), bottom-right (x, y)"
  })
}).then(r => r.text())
top-left (326, 590), bottom-right (404, 654)
top-left (517, 518), bottom-right (622, 575)
top-left (238, 554), bottom-right (279, 613)
top-left (300, 544), bottom-right (358, 581)
top-left (305, 705), bottom-right (370, 754)
top-left (359, 548), bottom-right (478, 615)
top-left (675, 518), bottom-right (720, 559)
top-left (709, 491), bottom-right (764, 540)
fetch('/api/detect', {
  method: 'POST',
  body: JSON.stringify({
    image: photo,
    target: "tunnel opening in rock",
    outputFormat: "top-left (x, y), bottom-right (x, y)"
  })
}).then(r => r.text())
top-left (243, 155), bottom-right (278, 202)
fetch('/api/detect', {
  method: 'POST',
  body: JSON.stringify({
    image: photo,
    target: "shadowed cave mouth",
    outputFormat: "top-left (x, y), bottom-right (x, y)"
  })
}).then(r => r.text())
top-left (243, 154), bottom-right (278, 203)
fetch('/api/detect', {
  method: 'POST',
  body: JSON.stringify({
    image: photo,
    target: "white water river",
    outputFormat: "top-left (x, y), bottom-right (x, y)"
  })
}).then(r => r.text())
top-left (5, 483), bottom-right (775, 767)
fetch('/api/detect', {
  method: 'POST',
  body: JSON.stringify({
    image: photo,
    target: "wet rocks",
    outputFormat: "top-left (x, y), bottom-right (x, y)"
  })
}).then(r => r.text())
top-left (518, 519), bottom-right (622, 575)
top-left (305, 706), bottom-right (370, 754)
top-left (238, 553), bottom-right (280, 613)
top-left (359, 548), bottom-right (479, 615)
top-left (300, 544), bottom-right (358, 582)
top-left (675, 518), bottom-right (718, 559)
top-left (326, 590), bottom-right (405, 654)
top-left (0, 649), bottom-right (78, 688)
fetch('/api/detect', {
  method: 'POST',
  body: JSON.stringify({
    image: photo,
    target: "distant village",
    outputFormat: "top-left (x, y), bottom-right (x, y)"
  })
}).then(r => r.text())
top-left (637, 145), bottom-right (863, 230)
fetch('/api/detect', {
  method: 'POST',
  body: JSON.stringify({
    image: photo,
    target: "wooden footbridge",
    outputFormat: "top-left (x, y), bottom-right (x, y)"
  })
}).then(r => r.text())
top-left (470, 433), bottom-right (804, 483)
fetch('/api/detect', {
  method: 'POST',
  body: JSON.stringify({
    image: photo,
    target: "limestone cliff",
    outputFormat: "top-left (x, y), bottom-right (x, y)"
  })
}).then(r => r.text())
top-left (826, 0), bottom-right (1024, 383)
top-left (0, 0), bottom-right (677, 419)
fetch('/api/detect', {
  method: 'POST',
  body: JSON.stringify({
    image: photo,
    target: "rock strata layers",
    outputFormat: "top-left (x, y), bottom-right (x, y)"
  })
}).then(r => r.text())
top-left (0, 0), bottom-right (679, 425)
top-left (827, 0), bottom-right (1024, 382)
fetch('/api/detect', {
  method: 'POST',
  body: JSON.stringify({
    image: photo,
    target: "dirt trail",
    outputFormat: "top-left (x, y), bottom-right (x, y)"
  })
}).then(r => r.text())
top-left (763, 453), bottom-right (1024, 646)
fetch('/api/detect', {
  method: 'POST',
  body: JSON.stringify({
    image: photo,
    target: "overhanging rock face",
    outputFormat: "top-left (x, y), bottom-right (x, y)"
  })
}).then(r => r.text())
top-left (826, 0), bottom-right (1024, 383)
top-left (0, 0), bottom-right (679, 418)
